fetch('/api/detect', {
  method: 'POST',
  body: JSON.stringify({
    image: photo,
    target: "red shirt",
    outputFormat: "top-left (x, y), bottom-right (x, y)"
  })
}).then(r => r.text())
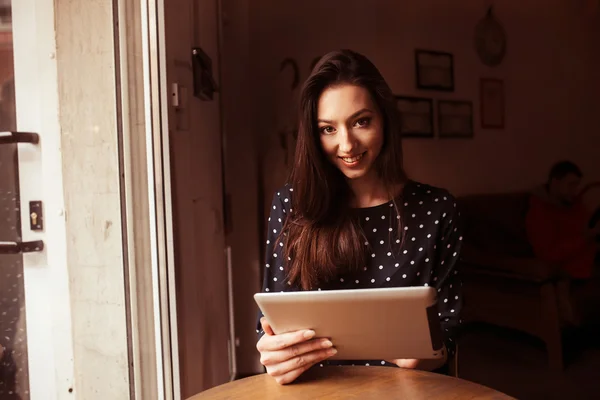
top-left (525, 194), bottom-right (595, 279)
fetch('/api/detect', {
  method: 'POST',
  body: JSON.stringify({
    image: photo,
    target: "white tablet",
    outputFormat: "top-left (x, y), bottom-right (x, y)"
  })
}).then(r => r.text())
top-left (254, 286), bottom-right (444, 361)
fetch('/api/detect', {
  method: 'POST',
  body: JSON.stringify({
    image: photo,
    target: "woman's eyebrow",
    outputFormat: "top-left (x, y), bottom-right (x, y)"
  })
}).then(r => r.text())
top-left (317, 108), bottom-right (373, 124)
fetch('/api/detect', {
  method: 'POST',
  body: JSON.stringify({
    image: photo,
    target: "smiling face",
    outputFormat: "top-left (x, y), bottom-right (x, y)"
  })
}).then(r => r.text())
top-left (317, 84), bottom-right (384, 183)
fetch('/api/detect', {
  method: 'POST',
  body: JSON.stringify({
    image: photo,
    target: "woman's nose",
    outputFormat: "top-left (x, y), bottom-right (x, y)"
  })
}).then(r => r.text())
top-left (338, 128), bottom-right (357, 154)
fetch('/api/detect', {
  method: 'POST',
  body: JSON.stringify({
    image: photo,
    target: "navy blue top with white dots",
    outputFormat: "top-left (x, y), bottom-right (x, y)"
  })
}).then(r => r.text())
top-left (256, 180), bottom-right (464, 369)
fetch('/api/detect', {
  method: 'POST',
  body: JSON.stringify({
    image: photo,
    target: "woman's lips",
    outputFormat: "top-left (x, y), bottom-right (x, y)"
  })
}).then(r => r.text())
top-left (339, 152), bottom-right (365, 166)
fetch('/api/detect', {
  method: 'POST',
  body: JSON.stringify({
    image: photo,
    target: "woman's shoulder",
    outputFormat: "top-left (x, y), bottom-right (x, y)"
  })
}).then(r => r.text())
top-left (405, 180), bottom-right (457, 202)
top-left (403, 181), bottom-right (462, 238)
top-left (272, 183), bottom-right (294, 200)
top-left (404, 180), bottom-right (459, 216)
top-left (269, 183), bottom-right (294, 212)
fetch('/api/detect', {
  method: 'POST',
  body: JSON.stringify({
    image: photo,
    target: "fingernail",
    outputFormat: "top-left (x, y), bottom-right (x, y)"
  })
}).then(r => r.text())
top-left (303, 330), bottom-right (315, 339)
top-left (328, 348), bottom-right (337, 356)
top-left (322, 340), bottom-right (333, 348)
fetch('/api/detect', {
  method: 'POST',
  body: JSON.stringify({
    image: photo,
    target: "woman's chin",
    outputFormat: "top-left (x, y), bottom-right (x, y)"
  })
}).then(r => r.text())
top-left (340, 168), bottom-right (372, 181)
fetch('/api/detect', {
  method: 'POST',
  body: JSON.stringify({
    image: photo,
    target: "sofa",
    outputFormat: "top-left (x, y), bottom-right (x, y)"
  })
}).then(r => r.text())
top-left (457, 192), bottom-right (568, 370)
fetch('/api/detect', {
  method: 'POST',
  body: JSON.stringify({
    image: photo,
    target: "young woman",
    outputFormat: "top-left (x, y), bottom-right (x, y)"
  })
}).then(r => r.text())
top-left (256, 49), bottom-right (463, 385)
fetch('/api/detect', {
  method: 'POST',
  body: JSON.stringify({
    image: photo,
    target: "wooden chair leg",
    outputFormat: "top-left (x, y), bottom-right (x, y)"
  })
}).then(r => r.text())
top-left (540, 282), bottom-right (564, 370)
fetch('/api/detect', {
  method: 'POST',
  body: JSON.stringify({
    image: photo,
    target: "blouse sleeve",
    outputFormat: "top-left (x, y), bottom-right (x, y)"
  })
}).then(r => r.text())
top-left (432, 195), bottom-right (464, 357)
top-left (255, 188), bottom-right (291, 340)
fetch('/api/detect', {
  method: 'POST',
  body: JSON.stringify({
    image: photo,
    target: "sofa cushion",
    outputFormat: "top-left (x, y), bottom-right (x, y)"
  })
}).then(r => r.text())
top-left (460, 243), bottom-right (560, 282)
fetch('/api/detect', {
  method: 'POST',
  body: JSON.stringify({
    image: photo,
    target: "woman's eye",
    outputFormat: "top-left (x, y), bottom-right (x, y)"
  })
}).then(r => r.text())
top-left (355, 117), bottom-right (371, 127)
top-left (320, 126), bottom-right (335, 135)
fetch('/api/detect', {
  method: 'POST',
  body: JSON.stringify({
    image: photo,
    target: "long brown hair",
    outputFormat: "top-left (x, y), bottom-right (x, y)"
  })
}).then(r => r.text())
top-left (282, 49), bottom-right (407, 290)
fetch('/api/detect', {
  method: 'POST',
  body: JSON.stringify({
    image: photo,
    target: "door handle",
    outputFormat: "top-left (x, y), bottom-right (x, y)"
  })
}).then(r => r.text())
top-left (0, 131), bottom-right (43, 255)
top-left (0, 240), bottom-right (44, 254)
top-left (0, 131), bottom-right (40, 145)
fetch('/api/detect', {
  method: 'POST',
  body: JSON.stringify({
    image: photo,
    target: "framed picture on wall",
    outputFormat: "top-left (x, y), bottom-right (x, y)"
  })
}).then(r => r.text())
top-left (438, 100), bottom-right (473, 138)
top-left (480, 78), bottom-right (505, 128)
top-left (415, 49), bottom-right (454, 91)
top-left (395, 96), bottom-right (434, 138)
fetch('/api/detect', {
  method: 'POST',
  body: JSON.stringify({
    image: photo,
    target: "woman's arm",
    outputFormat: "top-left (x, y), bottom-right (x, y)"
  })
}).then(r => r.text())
top-left (255, 187), bottom-right (337, 384)
top-left (256, 188), bottom-right (291, 339)
top-left (433, 197), bottom-right (464, 359)
top-left (391, 194), bottom-right (464, 371)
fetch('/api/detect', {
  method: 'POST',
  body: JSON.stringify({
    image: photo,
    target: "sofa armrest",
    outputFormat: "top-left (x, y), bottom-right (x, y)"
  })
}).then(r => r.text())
top-left (461, 245), bottom-right (561, 283)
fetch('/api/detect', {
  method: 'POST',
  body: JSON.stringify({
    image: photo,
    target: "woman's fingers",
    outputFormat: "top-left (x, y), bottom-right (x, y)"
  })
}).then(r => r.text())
top-left (256, 327), bottom-right (316, 352)
top-left (260, 317), bottom-right (274, 336)
top-left (260, 338), bottom-right (333, 366)
top-left (266, 347), bottom-right (338, 384)
top-left (388, 359), bottom-right (420, 369)
top-left (256, 318), bottom-right (336, 385)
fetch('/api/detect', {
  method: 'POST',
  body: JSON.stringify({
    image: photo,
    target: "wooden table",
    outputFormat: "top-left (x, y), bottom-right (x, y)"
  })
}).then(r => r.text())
top-left (188, 366), bottom-right (515, 399)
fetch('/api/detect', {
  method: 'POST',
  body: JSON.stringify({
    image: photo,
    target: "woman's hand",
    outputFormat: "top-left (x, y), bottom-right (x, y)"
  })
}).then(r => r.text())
top-left (256, 318), bottom-right (337, 385)
top-left (388, 348), bottom-right (448, 371)
top-left (389, 357), bottom-right (446, 371)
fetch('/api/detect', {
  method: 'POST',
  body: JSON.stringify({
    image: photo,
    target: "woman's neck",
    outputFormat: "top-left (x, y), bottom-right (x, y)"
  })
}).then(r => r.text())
top-left (347, 171), bottom-right (403, 208)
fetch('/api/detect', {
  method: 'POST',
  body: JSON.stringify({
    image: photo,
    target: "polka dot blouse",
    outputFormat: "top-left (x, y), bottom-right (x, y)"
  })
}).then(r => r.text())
top-left (256, 180), bottom-right (464, 369)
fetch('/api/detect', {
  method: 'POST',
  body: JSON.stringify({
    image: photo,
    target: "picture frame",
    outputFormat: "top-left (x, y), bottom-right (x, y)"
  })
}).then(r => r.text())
top-left (415, 50), bottom-right (454, 91)
top-left (480, 78), bottom-right (505, 128)
top-left (395, 96), bottom-right (434, 138)
top-left (437, 100), bottom-right (473, 138)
